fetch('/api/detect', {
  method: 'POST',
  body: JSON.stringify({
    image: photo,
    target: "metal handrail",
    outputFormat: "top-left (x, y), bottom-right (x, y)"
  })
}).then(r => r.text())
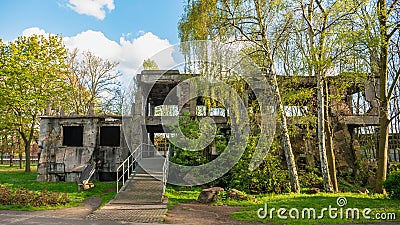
top-left (116, 144), bottom-right (142, 193)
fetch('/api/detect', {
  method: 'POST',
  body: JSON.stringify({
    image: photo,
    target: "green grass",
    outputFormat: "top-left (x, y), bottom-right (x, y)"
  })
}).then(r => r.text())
top-left (0, 164), bottom-right (116, 210)
top-left (165, 185), bottom-right (400, 225)
top-left (164, 185), bottom-right (203, 209)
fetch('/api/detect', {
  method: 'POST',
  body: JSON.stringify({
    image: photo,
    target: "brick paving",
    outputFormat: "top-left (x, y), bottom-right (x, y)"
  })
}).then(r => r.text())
top-left (87, 208), bottom-right (167, 223)
top-left (87, 157), bottom-right (168, 223)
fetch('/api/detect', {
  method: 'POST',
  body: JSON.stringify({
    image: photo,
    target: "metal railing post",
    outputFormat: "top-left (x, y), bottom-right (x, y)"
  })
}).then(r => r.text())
top-left (116, 144), bottom-right (143, 193)
top-left (122, 163), bottom-right (125, 185)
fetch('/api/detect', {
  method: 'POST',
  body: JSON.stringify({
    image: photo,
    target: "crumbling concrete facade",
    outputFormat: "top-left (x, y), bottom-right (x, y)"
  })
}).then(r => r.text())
top-left (132, 70), bottom-right (226, 160)
top-left (37, 70), bottom-right (382, 183)
top-left (278, 75), bottom-right (381, 173)
top-left (134, 70), bottom-right (381, 173)
top-left (37, 116), bottom-right (130, 182)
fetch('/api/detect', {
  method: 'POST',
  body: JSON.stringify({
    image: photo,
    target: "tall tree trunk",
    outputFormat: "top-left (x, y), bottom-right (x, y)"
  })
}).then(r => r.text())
top-left (0, 136), bottom-right (3, 165)
top-left (375, 0), bottom-right (389, 194)
top-left (23, 141), bottom-right (31, 172)
top-left (325, 83), bottom-right (338, 192)
top-left (254, 0), bottom-right (300, 193)
top-left (18, 137), bottom-right (22, 169)
top-left (306, 1), bottom-right (333, 192)
top-left (19, 127), bottom-right (33, 173)
top-left (317, 73), bottom-right (333, 192)
top-left (271, 73), bottom-right (301, 193)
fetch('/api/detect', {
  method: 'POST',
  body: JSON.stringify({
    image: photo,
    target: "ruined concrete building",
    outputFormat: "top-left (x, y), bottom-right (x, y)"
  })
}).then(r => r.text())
top-left (37, 116), bottom-right (130, 182)
top-left (37, 69), bottom-right (391, 182)
top-left (132, 70), bottom-right (384, 173)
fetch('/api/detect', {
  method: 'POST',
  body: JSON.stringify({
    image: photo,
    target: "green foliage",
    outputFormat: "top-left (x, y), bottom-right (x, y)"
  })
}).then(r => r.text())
top-left (169, 113), bottom-right (291, 194)
top-left (383, 171), bottom-right (400, 200)
top-left (213, 189), bottom-right (227, 203)
top-left (0, 34), bottom-right (69, 172)
top-left (298, 170), bottom-right (323, 189)
top-left (354, 159), bottom-right (377, 187)
top-left (143, 58), bottom-right (159, 70)
top-left (169, 113), bottom-right (213, 166)
top-left (0, 165), bottom-right (116, 210)
top-left (389, 163), bottom-right (400, 173)
top-left (0, 184), bottom-right (70, 207)
top-left (217, 137), bottom-right (291, 194)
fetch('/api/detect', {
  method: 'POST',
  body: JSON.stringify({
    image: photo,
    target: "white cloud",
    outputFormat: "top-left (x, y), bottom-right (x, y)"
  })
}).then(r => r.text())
top-left (22, 27), bottom-right (50, 37)
top-left (63, 30), bottom-right (121, 61)
top-left (21, 27), bottom-right (176, 85)
top-left (119, 32), bottom-right (175, 74)
top-left (67, 0), bottom-right (115, 20)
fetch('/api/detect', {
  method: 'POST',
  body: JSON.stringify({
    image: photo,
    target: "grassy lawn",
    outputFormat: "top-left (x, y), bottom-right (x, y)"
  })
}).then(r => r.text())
top-left (0, 164), bottom-right (116, 210)
top-left (165, 185), bottom-right (400, 225)
top-left (164, 185), bottom-right (204, 209)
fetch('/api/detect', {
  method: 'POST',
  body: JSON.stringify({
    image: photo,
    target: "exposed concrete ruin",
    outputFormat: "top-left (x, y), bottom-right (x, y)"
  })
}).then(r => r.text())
top-left (133, 70), bottom-right (382, 173)
top-left (131, 70), bottom-right (226, 160)
top-left (37, 116), bottom-right (130, 182)
top-left (37, 69), bottom-right (383, 182)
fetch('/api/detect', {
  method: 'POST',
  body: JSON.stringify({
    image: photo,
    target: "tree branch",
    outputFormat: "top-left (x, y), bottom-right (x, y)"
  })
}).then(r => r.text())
top-left (388, 66), bottom-right (400, 100)
top-left (388, 0), bottom-right (399, 16)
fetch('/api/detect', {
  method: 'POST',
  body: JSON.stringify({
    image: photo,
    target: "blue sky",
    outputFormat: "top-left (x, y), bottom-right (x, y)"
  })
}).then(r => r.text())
top-left (0, 0), bottom-right (184, 43)
top-left (0, 0), bottom-right (185, 77)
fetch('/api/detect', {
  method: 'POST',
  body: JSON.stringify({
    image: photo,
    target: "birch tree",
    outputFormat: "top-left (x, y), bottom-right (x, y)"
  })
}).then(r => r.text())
top-left (179, 0), bottom-right (301, 193)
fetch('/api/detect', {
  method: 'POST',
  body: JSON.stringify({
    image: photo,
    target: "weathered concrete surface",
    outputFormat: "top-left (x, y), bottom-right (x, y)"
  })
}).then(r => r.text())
top-left (89, 157), bottom-right (167, 223)
top-left (37, 116), bottom-right (130, 182)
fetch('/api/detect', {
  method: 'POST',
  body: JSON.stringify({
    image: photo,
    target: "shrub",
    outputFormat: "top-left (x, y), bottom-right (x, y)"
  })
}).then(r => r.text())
top-left (219, 137), bottom-right (291, 194)
top-left (298, 170), bottom-right (323, 188)
top-left (383, 171), bottom-right (400, 200)
top-left (0, 184), bottom-right (70, 207)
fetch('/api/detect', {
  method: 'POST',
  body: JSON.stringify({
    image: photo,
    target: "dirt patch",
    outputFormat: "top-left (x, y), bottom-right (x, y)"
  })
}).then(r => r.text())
top-left (165, 202), bottom-right (267, 225)
top-left (0, 196), bottom-right (101, 219)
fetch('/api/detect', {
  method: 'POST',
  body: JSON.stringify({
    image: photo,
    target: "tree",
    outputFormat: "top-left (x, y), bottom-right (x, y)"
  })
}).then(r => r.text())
top-left (66, 49), bottom-right (120, 115)
top-left (374, 0), bottom-right (399, 194)
top-left (297, 0), bottom-right (360, 192)
top-left (143, 59), bottom-right (159, 70)
top-left (179, 0), bottom-right (301, 193)
top-left (0, 35), bottom-right (68, 172)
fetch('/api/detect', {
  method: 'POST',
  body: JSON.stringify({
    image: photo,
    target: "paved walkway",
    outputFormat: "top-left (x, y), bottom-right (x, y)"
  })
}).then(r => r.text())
top-left (0, 213), bottom-right (155, 225)
top-left (87, 157), bottom-right (168, 223)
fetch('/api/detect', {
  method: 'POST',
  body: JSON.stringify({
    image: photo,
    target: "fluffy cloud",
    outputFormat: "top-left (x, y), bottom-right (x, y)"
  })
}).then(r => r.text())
top-left (22, 27), bottom-right (50, 37)
top-left (67, 0), bottom-right (115, 20)
top-left (63, 30), bottom-right (121, 61)
top-left (119, 32), bottom-right (175, 74)
top-left (21, 27), bottom-right (176, 84)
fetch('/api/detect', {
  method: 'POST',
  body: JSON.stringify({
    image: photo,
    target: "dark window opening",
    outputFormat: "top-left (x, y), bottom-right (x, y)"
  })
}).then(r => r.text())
top-left (63, 126), bottom-right (84, 146)
top-left (100, 126), bottom-right (120, 146)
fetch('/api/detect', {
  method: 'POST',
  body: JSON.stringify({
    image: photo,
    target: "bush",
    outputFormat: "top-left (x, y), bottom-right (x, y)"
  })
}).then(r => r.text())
top-left (298, 170), bottom-right (323, 188)
top-left (383, 171), bottom-right (400, 199)
top-left (218, 137), bottom-right (291, 194)
top-left (0, 184), bottom-right (70, 207)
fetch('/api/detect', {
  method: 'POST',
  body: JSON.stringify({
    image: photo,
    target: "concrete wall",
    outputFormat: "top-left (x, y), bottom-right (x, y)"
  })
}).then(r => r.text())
top-left (37, 116), bottom-right (130, 182)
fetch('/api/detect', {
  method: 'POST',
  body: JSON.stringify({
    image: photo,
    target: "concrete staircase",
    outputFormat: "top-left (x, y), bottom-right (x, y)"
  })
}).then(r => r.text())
top-left (111, 157), bottom-right (166, 204)
top-left (87, 157), bottom-right (168, 223)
